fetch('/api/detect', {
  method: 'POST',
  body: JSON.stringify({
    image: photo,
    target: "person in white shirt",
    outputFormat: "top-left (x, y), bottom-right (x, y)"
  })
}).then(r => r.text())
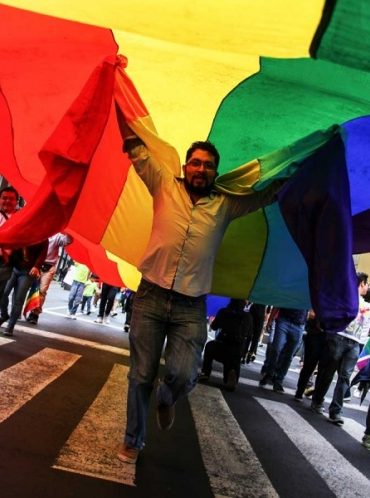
top-left (311, 272), bottom-right (370, 424)
top-left (26, 233), bottom-right (71, 325)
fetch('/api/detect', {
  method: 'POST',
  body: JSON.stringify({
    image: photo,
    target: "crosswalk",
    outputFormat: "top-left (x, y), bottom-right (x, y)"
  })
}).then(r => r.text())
top-left (0, 330), bottom-right (370, 497)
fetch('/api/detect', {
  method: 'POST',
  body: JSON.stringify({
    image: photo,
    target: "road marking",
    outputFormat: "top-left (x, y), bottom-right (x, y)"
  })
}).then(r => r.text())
top-left (0, 336), bottom-right (14, 345)
top-left (14, 324), bottom-right (130, 357)
top-left (341, 417), bottom-right (367, 442)
top-left (53, 363), bottom-right (134, 485)
top-left (255, 397), bottom-right (370, 498)
top-left (43, 306), bottom-right (68, 310)
top-left (189, 384), bottom-right (278, 498)
top-left (209, 371), bottom-right (369, 413)
top-left (0, 348), bottom-right (80, 423)
top-left (44, 309), bottom-right (125, 331)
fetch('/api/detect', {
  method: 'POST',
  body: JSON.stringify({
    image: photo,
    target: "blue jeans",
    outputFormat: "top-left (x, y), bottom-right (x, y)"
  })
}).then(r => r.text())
top-left (313, 334), bottom-right (359, 415)
top-left (125, 279), bottom-right (207, 449)
top-left (81, 295), bottom-right (93, 313)
top-left (68, 281), bottom-right (85, 315)
top-left (265, 317), bottom-right (304, 382)
top-left (1, 268), bottom-right (34, 328)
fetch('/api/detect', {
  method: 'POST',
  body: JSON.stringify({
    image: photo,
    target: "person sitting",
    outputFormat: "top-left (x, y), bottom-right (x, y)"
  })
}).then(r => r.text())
top-left (198, 298), bottom-right (252, 391)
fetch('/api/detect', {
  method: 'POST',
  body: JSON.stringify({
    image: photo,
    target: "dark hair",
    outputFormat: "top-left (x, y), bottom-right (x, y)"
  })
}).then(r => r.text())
top-left (227, 298), bottom-right (246, 312)
top-left (185, 141), bottom-right (220, 168)
top-left (0, 186), bottom-right (19, 201)
top-left (357, 272), bottom-right (368, 286)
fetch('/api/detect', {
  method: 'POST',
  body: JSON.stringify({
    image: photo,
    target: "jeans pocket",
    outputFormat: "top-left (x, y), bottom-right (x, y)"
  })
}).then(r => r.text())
top-left (136, 280), bottom-right (155, 299)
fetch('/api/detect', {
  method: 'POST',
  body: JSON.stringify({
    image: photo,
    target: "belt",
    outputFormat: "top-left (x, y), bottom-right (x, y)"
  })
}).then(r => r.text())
top-left (141, 278), bottom-right (206, 301)
top-left (335, 335), bottom-right (358, 344)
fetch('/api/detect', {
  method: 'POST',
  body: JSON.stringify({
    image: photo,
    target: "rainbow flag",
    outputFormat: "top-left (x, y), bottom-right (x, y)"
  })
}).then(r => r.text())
top-left (0, 1), bottom-right (370, 331)
top-left (23, 279), bottom-right (41, 318)
top-left (357, 338), bottom-right (370, 372)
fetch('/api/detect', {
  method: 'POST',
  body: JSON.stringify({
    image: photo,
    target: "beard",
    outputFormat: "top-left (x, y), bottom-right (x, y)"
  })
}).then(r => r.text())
top-left (184, 176), bottom-right (214, 196)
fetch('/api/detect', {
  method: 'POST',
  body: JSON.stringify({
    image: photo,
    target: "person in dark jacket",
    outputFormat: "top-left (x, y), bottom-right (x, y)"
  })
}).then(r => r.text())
top-left (198, 298), bottom-right (252, 391)
top-left (0, 240), bottom-right (48, 336)
top-left (241, 303), bottom-right (267, 364)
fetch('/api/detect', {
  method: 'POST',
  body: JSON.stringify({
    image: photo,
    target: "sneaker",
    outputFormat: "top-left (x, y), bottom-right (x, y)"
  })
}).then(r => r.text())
top-left (311, 402), bottom-right (325, 414)
top-left (3, 326), bottom-right (14, 336)
top-left (343, 395), bottom-right (351, 402)
top-left (28, 313), bottom-right (39, 325)
top-left (197, 372), bottom-right (210, 382)
top-left (94, 317), bottom-right (103, 324)
top-left (103, 317), bottom-right (110, 324)
top-left (70, 315), bottom-right (77, 320)
top-left (259, 374), bottom-right (272, 387)
top-left (110, 312), bottom-right (118, 317)
top-left (156, 403), bottom-right (175, 430)
top-left (328, 413), bottom-right (344, 425)
top-left (123, 325), bottom-right (130, 333)
top-left (225, 369), bottom-right (237, 391)
top-left (294, 394), bottom-right (303, 402)
top-left (362, 434), bottom-right (370, 450)
top-left (117, 443), bottom-right (140, 464)
top-left (273, 382), bottom-right (285, 394)
top-left (246, 352), bottom-right (256, 364)
top-left (0, 316), bottom-right (9, 326)
top-left (86, 311), bottom-right (91, 315)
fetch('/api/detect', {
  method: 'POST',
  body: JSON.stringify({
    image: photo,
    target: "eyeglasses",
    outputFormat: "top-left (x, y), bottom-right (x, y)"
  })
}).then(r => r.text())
top-left (185, 158), bottom-right (217, 171)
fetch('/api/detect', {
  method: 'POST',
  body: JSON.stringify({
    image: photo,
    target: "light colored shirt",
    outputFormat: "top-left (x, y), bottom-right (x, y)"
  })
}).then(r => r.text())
top-left (338, 295), bottom-right (370, 344)
top-left (83, 280), bottom-right (98, 297)
top-left (0, 209), bottom-right (17, 227)
top-left (45, 233), bottom-right (71, 264)
top-left (0, 209), bottom-right (18, 261)
top-left (131, 146), bottom-right (277, 296)
top-left (73, 263), bottom-right (90, 284)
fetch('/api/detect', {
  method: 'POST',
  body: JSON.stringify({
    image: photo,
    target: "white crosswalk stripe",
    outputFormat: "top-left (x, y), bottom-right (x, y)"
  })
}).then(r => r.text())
top-left (0, 337), bottom-right (369, 494)
top-left (15, 323), bottom-right (130, 357)
top-left (255, 397), bottom-right (370, 498)
top-left (0, 348), bottom-right (80, 424)
top-left (189, 383), bottom-right (278, 498)
top-left (53, 363), bottom-right (134, 486)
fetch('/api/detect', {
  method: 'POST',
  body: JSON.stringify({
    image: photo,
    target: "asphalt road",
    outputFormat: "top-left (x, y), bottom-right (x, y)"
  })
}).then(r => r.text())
top-left (0, 281), bottom-right (369, 498)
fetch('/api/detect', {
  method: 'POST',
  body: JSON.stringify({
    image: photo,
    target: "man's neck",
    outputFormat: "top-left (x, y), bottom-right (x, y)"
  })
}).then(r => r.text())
top-left (184, 183), bottom-right (211, 205)
top-left (189, 192), bottom-right (202, 204)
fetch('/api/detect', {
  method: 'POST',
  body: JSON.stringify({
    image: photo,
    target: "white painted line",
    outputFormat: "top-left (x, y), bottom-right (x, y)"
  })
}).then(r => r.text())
top-left (0, 348), bottom-right (80, 423)
top-left (189, 384), bottom-right (278, 498)
top-left (43, 306), bottom-right (69, 311)
top-left (14, 324), bottom-right (130, 357)
top-left (341, 417), bottom-right (367, 443)
top-left (255, 397), bottom-right (370, 498)
top-left (44, 310), bottom-right (124, 331)
top-left (0, 336), bottom-right (14, 346)
top-left (210, 370), bottom-right (298, 395)
top-left (53, 363), bottom-right (135, 485)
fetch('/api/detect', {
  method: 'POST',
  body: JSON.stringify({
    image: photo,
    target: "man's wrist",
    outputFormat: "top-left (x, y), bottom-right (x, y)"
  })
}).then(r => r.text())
top-left (122, 136), bottom-right (145, 154)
